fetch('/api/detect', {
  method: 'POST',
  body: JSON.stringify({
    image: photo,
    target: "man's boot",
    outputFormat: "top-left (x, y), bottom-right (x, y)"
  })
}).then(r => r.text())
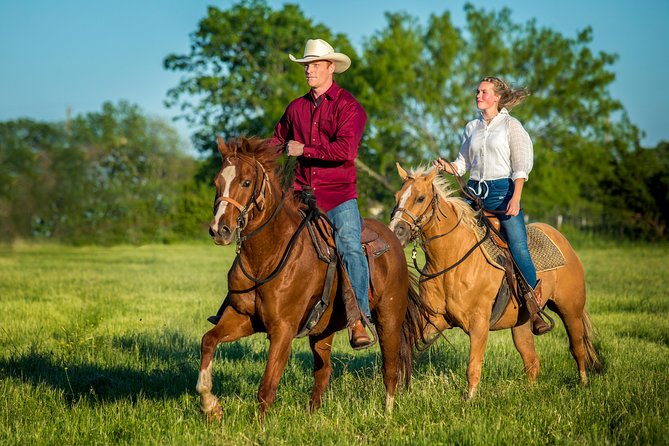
top-left (350, 319), bottom-right (373, 349)
top-left (524, 280), bottom-right (552, 336)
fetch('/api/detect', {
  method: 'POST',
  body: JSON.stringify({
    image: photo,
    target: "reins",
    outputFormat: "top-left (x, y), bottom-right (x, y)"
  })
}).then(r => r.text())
top-left (412, 222), bottom-right (491, 282)
top-left (398, 173), bottom-right (494, 283)
top-left (218, 154), bottom-right (329, 293)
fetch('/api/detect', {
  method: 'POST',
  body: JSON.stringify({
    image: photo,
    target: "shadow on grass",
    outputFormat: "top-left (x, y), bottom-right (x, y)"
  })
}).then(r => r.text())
top-left (0, 329), bottom-right (388, 407)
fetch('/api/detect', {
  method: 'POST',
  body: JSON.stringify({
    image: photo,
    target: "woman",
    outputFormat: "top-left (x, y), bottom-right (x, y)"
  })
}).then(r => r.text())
top-left (433, 76), bottom-right (551, 335)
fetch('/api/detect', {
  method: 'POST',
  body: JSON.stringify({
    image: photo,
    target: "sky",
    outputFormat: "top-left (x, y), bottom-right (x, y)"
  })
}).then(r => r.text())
top-left (1, 0), bottom-right (666, 150)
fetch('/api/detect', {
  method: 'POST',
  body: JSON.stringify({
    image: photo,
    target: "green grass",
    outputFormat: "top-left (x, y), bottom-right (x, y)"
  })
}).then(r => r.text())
top-left (1, 241), bottom-right (668, 445)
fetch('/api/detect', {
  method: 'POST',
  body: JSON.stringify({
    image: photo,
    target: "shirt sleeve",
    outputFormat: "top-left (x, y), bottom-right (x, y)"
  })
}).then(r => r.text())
top-left (451, 122), bottom-right (473, 175)
top-left (508, 117), bottom-right (533, 181)
top-left (301, 100), bottom-right (367, 162)
top-left (269, 110), bottom-right (291, 152)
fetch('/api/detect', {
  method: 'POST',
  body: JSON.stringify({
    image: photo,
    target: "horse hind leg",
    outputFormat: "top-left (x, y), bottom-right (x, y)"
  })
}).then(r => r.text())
top-left (308, 333), bottom-right (336, 412)
top-left (197, 307), bottom-right (255, 421)
top-left (376, 318), bottom-right (404, 413)
top-left (554, 304), bottom-right (603, 385)
top-left (511, 323), bottom-right (541, 383)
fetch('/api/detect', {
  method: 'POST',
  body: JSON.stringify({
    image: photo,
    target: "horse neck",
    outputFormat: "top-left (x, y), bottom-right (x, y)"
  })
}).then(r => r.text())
top-left (238, 190), bottom-right (301, 261)
top-left (420, 199), bottom-right (477, 263)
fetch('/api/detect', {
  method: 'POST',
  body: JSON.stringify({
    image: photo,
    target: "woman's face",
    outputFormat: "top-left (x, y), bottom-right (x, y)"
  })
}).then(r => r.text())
top-left (476, 81), bottom-right (500, 112)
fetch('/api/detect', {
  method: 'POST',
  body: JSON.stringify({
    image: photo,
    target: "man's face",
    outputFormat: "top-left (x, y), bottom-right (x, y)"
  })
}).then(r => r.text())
top-left (304, 61), bottom-right (335, 90)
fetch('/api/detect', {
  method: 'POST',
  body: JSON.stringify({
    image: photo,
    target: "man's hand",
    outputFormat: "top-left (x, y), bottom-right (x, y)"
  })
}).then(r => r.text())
top-left (286, 140), bottom-right (305, 157)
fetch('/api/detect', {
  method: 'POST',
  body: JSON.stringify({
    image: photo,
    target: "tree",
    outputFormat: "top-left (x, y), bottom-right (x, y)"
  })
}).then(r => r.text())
top-left (0, 102), bottom-right (200, 244)
top-left (164, 0), bottom-right (357, 159)
top-left (164, 1), bottom-right (642, 229)
top-left (601, 141), bottom-right (669, 240)
top-left (0, 119), bottom-right (71, 240)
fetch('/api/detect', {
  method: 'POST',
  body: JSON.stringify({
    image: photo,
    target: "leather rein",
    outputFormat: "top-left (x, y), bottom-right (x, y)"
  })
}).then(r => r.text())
top-left (216, 155), bottom-right (314, 292)
top-left (394, 176), bottom-right (492, 283)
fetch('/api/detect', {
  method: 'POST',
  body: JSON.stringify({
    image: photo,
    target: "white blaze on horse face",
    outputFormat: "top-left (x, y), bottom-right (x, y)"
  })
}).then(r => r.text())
top-left (389, 185), bottom-right (413, 230)
top-left (213, 165), bottom-right (237, 223)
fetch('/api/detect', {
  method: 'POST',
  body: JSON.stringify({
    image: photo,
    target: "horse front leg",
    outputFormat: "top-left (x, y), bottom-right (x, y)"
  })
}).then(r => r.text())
top-left (197, 307), bottom-right (255, 421)
top-left (308, 333), bottom-right (335, 412)
top-left (257, 327), bottom-right (294, 418)
top-left (465, 318), bottom-right (490, 400)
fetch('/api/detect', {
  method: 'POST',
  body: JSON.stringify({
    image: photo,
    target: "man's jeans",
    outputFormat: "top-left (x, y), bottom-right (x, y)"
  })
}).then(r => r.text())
top-left (466, 178), bottom-right (538, 288)
top-left (327, 199), bottom-right (371, 319)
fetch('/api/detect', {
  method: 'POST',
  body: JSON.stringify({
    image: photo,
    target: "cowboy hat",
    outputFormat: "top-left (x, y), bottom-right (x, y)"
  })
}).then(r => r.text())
top-left (289, 39), bottom-right (351, 74)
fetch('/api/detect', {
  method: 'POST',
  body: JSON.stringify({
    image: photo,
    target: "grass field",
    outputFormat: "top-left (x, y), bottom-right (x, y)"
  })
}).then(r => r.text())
top-left (1, 240), bottom-right (668, 445)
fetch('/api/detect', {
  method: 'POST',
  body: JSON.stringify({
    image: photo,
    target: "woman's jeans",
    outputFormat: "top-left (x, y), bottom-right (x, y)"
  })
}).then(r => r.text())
top-left (466, 179), bottom-right (538, 288)
top-left (327, 199), bottom-right (371, 319)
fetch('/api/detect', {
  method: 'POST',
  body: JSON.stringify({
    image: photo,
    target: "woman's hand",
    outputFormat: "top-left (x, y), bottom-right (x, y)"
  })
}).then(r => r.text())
top-left (505, 196), bottom-right (521, 216)
top-left (432, 158), bottom-right (448, 171)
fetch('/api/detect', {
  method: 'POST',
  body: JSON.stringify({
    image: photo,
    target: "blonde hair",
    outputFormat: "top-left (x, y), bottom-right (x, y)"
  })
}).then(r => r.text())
top-left (480, 76), bottom-right (530, 111)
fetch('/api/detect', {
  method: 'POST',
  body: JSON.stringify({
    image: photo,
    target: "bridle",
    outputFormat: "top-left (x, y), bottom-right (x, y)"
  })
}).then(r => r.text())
top-left (214, 154), bottom-right (276, 253)
top-left (393, 179), bottom-right (491, 283)
top-left (213, 153), bottom-right (318, 292)
top-left (392, 184), bottom-right (441, 242)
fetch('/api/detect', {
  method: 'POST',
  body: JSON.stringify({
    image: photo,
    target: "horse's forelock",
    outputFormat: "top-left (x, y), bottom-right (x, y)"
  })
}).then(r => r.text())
top-left (406, 165), bottom-right (455, 201)
top-left (225, 137), bottom-right (279, 168)
top-left (405, 165), bottom-right (477, 229)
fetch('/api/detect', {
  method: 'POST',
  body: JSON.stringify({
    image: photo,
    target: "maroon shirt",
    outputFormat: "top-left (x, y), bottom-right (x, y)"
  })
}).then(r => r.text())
top-left (270, 82), bottom-right (367, 212)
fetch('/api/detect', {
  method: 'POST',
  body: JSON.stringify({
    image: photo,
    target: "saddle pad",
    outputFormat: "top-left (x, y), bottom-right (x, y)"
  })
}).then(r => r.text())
top-left (474, 223), bottom-right (566, 272)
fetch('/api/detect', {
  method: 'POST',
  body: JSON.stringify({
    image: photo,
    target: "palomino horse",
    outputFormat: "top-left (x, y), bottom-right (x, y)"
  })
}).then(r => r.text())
top-left (197, 137), bottom-right (423, 418)
top-left (389, 164), bottom-right (602, 399)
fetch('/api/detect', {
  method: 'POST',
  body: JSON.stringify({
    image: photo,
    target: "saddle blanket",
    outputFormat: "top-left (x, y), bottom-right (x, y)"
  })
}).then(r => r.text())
top-left (474, 223), bottom-right (566, 272)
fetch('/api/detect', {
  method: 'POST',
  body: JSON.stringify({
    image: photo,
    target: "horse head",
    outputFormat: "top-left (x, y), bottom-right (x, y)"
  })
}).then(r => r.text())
top-left (209, 136), bottom-right (272, 245)
top-left (389, 162), bottom-right (441, 247)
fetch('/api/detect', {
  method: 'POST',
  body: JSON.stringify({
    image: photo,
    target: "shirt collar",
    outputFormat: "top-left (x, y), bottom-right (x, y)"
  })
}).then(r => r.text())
top-left (309, 81), bottom-right (341, 104)
top-left (478, 107), bottom-right (509, 123)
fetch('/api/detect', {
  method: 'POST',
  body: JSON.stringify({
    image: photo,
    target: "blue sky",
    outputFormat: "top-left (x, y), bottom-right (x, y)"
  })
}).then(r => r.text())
top-left (1, 0), bottom-right (666, 149)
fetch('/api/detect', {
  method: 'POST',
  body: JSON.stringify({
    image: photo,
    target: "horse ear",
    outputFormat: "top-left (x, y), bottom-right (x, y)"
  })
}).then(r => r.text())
top-left (426, 167), bottom-right (438, 182)
top-left (217, 135), bottom-right (229, 157)
top-left (396, 162), bottom-right (408, 181)
top-left (241, 137), bottom-right (252, 153)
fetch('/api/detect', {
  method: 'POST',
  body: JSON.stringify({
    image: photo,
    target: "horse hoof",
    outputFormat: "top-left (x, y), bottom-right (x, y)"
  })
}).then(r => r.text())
top-left (203, 402), bottom-right (223, 422)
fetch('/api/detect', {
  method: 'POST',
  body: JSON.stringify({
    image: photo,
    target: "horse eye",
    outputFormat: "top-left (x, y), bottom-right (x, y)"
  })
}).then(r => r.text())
top-left (242, 180), bottom-right (252, 188)
top-left (417, 196), bottom-right (426, 203)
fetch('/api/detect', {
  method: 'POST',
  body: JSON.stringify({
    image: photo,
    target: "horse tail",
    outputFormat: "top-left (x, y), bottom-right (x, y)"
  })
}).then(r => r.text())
top-left (582, 309), bottom-right (604, 373)
top-left (398, 272), bottom-right (434, 389)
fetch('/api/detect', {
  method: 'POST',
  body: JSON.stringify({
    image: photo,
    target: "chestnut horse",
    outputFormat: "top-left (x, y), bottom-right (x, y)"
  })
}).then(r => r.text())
top-left (389, 164), bottom-right (602, 399)
top-left (197, 137), bottom-right (423, 418)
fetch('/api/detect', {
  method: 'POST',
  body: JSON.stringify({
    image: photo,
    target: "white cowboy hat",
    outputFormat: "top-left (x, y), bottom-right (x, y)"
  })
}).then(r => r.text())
top-left (289, 39), bottom-right (351, 74)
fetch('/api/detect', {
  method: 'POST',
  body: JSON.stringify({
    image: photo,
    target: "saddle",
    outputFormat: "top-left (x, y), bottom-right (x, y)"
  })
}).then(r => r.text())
top-left (294, 194), bottom-right (390, 338)
top-left (474, 212), bottom-right (567, 328)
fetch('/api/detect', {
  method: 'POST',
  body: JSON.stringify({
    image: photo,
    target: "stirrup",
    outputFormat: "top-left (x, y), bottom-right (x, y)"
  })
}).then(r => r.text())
top-left (531, 308), bottom-right (555, 335)
top-left (348, 314), bottom-right (378, 350)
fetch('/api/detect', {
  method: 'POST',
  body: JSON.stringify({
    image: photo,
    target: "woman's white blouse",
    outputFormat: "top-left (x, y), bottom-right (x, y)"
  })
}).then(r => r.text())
top-left (451, 108), bottom-right (533, 182)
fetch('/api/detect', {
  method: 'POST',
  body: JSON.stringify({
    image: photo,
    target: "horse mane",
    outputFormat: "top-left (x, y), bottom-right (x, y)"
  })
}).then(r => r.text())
top-left (407, 166), bottom-right (478, 230)
top-left (224, 136), bottom-right (300, 212)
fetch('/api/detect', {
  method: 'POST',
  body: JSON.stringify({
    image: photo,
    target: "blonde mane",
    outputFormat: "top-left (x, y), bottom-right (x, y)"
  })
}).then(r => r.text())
top-left (407, 166), bottom-right (478, 230)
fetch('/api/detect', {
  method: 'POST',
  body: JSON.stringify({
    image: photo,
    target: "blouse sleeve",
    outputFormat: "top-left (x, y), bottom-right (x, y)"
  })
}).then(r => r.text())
top-left (508, 117), bottom-right (533, 180)
top-left (451, 122), bottom-right (474, 175)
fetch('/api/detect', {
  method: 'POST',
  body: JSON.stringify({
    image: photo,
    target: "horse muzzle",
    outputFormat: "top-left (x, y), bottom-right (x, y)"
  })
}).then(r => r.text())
top-left (209, 222), bottom-right (234, 246)
top-left (390, 220), bottom-right (411, 247)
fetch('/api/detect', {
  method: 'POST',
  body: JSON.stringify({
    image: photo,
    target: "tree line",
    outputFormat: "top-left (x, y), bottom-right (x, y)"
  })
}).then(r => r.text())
top-left (0, 102), bottom-right (209, 244)
top-left (1, 1), bottom-right (667, 243)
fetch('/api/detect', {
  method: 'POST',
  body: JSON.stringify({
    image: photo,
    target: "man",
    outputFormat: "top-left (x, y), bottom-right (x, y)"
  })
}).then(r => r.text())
top-left (270, 38), bottom-right (372, 349)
